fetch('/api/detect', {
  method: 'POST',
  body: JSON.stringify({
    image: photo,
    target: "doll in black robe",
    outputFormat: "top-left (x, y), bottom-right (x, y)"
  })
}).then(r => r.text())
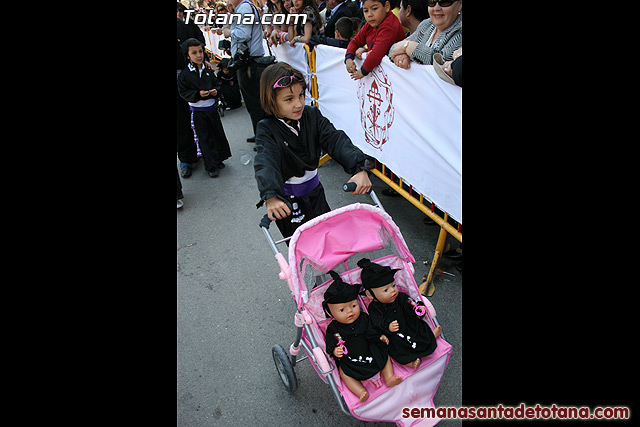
top-left (323, 271), bottom-right (402, 402)
top-left (358, 258), bottom-right (442, 370)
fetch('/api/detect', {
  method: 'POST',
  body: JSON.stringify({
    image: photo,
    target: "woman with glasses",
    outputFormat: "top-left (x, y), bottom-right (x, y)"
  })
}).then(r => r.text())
top-left (254, 62), bottom-right (372, 239)
top-left (388, 0), bottom-right (461, 68)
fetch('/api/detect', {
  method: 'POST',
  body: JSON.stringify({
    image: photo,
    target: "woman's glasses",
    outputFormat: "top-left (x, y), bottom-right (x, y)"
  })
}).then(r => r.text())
top-left (426, 0), bottom-right (458, 7)
top-left (273, 74), bottom-right (304, 90)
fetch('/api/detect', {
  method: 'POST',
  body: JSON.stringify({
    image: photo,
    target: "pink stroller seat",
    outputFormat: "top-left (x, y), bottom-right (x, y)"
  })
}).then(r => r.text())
top-left (284, 204), bottom-right (453, 426)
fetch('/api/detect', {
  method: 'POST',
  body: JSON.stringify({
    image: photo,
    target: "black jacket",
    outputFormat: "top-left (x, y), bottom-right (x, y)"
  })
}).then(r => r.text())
top-left (324, 2), bottom-right (353, 39)
top-left (177, 64), bottom-right (221, 104)
top-left (177, 18), bottom-right (207, 70)
top-left (254, 106), bottom-right (368, 207)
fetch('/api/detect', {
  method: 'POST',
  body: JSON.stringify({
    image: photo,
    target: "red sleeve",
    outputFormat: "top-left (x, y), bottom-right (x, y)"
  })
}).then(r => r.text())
top-left (361, 13), bottom-right (406, 74)
top-left (345, 24), bottom-right (369, 59)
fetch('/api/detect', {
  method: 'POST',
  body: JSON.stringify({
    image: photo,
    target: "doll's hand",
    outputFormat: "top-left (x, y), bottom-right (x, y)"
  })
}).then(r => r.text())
top-left (266, 197), bottom-right (292, 221)
top-left (380, 335), bottom-right (389, 345)
top-left (389, 320), bottom-right (399, 333)
top-left (333, 347), bottom-right (344, 358)
top-left (350, 69), bottom-right (364, 80)
top-left (345, 58), bottom-right (357, 74)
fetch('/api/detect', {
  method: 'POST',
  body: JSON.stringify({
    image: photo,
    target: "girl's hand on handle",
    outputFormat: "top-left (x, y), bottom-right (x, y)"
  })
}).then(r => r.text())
top-left (347, 170), bottom-right (372, 195)
top-left (265, 197), bottom-right (291, 221)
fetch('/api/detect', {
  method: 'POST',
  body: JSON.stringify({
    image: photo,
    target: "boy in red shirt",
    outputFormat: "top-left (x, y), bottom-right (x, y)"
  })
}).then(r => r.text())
top-left (344, 0), bottom-right (406, 80)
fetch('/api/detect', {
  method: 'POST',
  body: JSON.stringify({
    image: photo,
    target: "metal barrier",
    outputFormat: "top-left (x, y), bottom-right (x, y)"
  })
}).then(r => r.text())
top-left (278, 42), bottom-right (461, 296)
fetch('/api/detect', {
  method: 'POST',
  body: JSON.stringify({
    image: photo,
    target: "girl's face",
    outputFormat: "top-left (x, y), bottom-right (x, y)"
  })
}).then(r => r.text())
top-left (283, 0), bottom-right (292, 11)
top-left (275, 82), bottom-right (305, 120)
top-left (187, 45), bottom-right (204, 65)
top-left (362, 0), bottom-right (390, 28)
top-left (292, 0), bottom-right (302, 11)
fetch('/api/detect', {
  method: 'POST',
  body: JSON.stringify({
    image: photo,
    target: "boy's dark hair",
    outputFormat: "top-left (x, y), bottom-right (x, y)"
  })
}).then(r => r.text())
top-left (335, 16), bottom-right (354, 40)
top-left (259, 62), bottom-right (307, 117)
top-left (362, 0), bottom-right (389, 6)
top-left (177, 2), bottom-right (186, 12)
top-left (181, 38), bottom-right (204, 61)
top-left (400, 0), bottom-right (429, 22)
top-left (350, 16), bottom-right (364, 33)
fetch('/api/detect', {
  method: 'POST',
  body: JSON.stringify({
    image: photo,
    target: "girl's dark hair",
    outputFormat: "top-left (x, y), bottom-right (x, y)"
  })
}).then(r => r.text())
top-left (400, 0), bottom-right (430, 22)
top-left (260, 62), bottom-right (306, 117)
top-left (181, 38), bottom-right (205, 61)
top-left (265, 0), bottom-right (288, 14)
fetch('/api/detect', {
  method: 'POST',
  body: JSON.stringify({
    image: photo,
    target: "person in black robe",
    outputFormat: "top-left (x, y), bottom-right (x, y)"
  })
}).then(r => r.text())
top-left (178, 39), bottom-right (233, 177)
top-left (216, 58), bottom-right (243, 110)
top-left (323, 271), bottom-right (402, 402)
top-left (358, 258), bottom-right (442, 370)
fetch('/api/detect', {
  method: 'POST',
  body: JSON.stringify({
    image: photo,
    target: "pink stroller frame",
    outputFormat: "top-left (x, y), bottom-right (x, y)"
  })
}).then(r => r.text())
top-left (260, 193), bottom-right (452, 427)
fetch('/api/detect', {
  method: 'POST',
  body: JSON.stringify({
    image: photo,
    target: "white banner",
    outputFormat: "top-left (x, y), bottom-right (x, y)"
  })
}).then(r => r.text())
top-left (203, 29), bottom-right (231, 58)
top-left (314, 44), bottom-right (462, 223)
top-left (269, 41), bottom-right (314, 106)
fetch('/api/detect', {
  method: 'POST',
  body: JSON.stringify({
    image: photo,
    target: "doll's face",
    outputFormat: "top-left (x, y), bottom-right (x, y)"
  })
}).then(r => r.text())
top-left (368, 281), bottom-right (398, 304)
top-left (327, 299), bottom-right (360, 324)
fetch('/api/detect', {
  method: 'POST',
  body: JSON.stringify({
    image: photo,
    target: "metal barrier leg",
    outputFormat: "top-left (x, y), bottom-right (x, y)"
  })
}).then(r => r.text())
top-left (420, 213), bottom-right (449, 297)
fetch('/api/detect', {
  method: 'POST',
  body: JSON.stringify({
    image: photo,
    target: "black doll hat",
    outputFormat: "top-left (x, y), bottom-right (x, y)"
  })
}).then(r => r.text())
top-left (357, 258), bottom-right (400, 291)
top-left (322, 270), bottom-right (361, 317)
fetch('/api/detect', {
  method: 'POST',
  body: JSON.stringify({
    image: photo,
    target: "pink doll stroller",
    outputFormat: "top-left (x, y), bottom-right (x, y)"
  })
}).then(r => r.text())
top-left (260, 190), bottom-right (452, 427)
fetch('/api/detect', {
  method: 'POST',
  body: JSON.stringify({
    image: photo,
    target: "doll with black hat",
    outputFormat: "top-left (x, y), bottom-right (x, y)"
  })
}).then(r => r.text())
top-left (358, 258), bottom-right (442, 370)
top-left (323, 270), bottom-right (403, 402)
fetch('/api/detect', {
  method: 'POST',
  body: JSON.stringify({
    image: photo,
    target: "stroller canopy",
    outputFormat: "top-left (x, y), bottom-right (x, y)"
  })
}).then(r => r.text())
top-left (288, 203), bottom-right (415, 305)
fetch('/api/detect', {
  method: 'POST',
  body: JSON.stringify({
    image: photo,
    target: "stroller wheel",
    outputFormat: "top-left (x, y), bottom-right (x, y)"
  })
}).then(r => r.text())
top-left (272, 344), bottom-right (298, 393)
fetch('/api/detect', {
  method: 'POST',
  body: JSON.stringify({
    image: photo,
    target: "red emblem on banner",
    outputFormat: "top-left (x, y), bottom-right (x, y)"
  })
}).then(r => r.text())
top-left (357, 66), bottom-right (395, 150)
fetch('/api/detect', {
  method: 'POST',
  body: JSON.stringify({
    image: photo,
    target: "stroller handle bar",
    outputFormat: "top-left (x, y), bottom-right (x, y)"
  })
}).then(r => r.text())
top-left (259, 184), bottom-right (385, 255)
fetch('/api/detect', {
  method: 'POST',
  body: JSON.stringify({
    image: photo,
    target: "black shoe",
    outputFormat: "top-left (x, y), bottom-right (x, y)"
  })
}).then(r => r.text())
top-left (443, 249), bottom-right (462, 260)
top-left (208, 169), bottom-right (219, 178)
top-left (180, 166), bottom-right (192, 178)
top-left (246, 136), bottom-right (256, 142)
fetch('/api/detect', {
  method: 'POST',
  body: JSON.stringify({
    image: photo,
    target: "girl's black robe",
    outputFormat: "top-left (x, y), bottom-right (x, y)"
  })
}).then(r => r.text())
top-left (325, 312), bottom-right (389, 381)
top-left (367, 292), bottom-right (437, 365)
top-left (254, 105), bottom-right (368, 208)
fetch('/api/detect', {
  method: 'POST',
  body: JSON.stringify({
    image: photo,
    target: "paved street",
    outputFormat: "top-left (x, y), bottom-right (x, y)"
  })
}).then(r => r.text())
top-left (177, 104), bottom-right (462, 426)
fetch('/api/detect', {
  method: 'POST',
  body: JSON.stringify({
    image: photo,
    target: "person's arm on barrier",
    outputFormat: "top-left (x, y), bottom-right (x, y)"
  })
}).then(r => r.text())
top-left (291, 21), bottom-right (313, 46)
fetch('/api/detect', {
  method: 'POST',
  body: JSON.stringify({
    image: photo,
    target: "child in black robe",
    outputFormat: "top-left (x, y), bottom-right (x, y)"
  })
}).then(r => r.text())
top-left (358, 258), bottom-right (442, 370)
top-left (178, 38), bottom-right (232, 177)
top-left (323, 271), bottom-right (402, 402)
top-left (254, 62), bottom-right (372, 239)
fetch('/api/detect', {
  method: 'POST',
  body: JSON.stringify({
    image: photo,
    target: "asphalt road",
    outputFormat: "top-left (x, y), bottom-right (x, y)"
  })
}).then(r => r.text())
top-left (177, 105), bottom-right (462, 426)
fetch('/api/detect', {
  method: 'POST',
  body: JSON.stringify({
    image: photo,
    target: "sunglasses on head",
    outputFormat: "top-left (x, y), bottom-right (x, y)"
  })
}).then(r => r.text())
top-left (426, 0), bottom-right (458, 6)
top-left (273, 74), bottom-right (304, 90)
